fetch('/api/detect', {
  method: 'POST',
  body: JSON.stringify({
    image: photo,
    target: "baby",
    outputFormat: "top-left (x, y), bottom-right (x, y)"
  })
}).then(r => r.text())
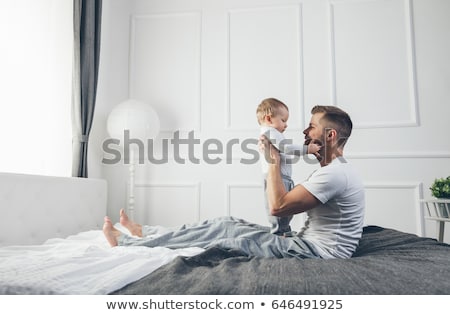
top-left (256, 98), bottom-right (321, 236)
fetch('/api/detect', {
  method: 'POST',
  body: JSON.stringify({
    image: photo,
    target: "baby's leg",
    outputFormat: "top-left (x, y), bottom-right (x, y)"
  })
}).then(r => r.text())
top-left (266, 176), bottom-right (295, 235)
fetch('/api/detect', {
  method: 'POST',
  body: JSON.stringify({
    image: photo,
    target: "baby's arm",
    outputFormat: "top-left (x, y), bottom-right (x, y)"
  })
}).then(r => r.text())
top-left (262, 128), bottom-right (320, 156)
top-left (280, 143), bottom-right (308, 156)
top-left (281, 142), bottom-right (321, 156)
top-left (307, 142), bottom-right (321, 155)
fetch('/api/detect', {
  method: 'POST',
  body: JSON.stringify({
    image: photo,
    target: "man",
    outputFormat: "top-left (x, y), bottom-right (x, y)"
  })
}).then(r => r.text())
top-left (265, 105), bottom-right (365, 258)
top-left (103, 105), bottom-right (365, 259)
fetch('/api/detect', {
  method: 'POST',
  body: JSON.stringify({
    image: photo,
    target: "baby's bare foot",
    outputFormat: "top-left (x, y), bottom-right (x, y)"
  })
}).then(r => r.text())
top-left (119, 209), bottom-right (143, 237)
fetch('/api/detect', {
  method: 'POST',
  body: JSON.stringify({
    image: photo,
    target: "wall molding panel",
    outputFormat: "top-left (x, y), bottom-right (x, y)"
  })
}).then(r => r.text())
top-left (129, 11), bottom-right (202, 133)
top-left (133, 182), bottom-right (201, 226)
top-left (226, 4), bottom-right (305, 132)
top-left (364, 181), bottom-right (424, 236)
top-left (346, 151), bottom-right (450, 159)
top-left (225, 182), bottom-right (267, 225)
top-left (329, 0), bottom-right (419, 129)
top-left (225, 183), bottom-right (262, 215)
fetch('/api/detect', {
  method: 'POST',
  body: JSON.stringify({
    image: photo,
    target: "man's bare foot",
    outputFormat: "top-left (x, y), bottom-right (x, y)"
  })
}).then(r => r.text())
top-left (103, 216), bottom-right (121, 247)
top-left (119, 209), bottom-right (143, 237)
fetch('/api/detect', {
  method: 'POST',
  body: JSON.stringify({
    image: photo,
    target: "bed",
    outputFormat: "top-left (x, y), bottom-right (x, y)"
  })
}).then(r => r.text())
top-left (1, 172), bottom-right (449, 295)
top-left (110, 225), bottom-right (450, 295)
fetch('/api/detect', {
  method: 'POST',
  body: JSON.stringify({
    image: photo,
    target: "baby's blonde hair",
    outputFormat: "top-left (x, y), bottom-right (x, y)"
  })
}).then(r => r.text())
top-left (256, 98), bottom-right (289, 125)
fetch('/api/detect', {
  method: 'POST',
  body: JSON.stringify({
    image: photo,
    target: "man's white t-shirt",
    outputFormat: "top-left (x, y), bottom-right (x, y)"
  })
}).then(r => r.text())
top-left (299, 157), bottom-right (365, 259)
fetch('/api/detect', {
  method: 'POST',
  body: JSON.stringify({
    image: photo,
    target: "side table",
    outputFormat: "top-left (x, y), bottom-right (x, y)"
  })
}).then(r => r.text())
top-left (420, 199), bottom-right (450, 242)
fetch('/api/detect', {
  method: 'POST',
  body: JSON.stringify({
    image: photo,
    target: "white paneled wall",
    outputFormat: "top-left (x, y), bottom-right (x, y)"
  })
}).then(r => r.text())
top-left (330, 0), bottom-right (419, 128)
top-left (95, 0), bottom-right (450, 243)
top-left (129, 11), bottom-right (202, 133)
top-left (134, 182), bottom-right (201, 227)
top-left (227, 5), bottom-right (304, 131)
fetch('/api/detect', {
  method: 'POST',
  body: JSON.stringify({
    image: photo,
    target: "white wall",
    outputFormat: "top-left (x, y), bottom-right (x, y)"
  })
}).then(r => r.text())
top-left (92, 0), bottom-right (450, 242)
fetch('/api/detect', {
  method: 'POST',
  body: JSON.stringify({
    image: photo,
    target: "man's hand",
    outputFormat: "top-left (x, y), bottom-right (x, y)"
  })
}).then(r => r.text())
top-left (259, 135), bottom-right (280, 165)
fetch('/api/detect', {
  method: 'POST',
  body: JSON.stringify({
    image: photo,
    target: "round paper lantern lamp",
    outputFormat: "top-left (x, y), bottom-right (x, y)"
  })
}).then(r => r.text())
top-left (107, 99), bottom-right (160, 143)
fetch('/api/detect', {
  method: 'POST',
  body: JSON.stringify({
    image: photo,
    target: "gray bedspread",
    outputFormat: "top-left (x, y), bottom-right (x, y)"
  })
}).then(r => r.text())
top-left (111, 226), bottom-right (450, 295)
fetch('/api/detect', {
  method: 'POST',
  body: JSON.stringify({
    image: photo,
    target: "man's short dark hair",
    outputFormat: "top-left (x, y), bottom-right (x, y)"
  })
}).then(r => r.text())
top-left (311, 105), bottom-right (353, 148)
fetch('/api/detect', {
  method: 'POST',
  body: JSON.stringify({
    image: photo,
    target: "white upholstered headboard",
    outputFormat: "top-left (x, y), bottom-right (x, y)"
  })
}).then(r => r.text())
top-left (0, 172), bottom-right (107, 246)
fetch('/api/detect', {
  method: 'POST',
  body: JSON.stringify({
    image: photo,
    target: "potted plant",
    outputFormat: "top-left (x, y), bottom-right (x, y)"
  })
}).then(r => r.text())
top-left (430, 176), bottom-right (450, 217)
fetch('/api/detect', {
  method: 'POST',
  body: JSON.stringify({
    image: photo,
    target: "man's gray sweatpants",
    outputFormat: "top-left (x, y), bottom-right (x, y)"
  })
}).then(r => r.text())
top-left (118, 216), bottom-right (320, 259)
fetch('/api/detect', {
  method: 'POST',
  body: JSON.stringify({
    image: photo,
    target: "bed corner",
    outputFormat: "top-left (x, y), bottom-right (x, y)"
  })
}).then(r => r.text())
top-left (0, 172), bottom-right (107, 246)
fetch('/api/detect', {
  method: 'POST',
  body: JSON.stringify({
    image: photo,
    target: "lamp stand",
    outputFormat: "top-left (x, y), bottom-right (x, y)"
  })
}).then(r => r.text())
top-left (127, 148), bottom-right (136, 221)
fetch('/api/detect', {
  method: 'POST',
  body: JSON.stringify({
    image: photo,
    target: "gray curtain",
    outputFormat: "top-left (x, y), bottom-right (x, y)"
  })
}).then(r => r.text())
top-left (72, 0), bottom-right (102, 177)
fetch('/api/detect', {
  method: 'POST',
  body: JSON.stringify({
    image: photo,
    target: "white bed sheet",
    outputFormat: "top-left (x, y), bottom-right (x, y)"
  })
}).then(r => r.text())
top-left (0, 224), bottom-right (204, 294)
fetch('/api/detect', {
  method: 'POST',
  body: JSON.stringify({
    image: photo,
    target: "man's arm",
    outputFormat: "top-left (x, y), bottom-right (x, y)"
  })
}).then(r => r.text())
top-left (264, 139), bottom-right (321, 217)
